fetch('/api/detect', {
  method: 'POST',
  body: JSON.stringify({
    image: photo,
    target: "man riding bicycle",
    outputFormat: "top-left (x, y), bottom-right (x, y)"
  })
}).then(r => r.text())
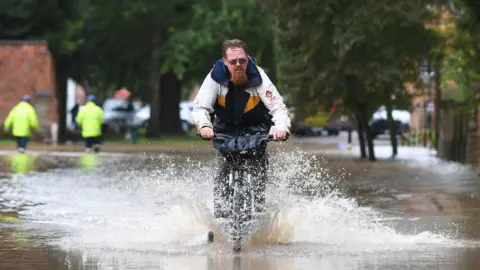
top-left (192, 39), bottom-right (291, 219)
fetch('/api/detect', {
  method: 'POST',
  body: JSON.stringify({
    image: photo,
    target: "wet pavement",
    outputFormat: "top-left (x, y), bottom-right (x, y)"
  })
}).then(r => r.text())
top-left (0, 142), bottom-right (480, 269)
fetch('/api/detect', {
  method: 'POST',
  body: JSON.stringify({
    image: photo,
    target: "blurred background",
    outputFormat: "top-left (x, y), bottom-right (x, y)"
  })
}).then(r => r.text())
top-left (0, 0), bottom-right (479, 163)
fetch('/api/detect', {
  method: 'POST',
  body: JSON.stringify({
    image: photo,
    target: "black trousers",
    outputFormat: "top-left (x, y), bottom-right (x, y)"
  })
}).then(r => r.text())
top-left (15, 136), bottom-right (29, 151)
top-left (84, 136), bottom-right (102, 153)
top-left (213, 151), bottom-right (269, 218)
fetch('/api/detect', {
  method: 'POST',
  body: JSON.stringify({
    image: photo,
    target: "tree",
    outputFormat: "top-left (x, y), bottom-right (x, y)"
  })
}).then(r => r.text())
top-left (69, 0), bottom-right (197, 137)
top-left (72, 0), bottom-right (276, 137)
top-left (271, 0), bottom-right (441, 160)
top-left (1, 0), bottom-right (279, 141)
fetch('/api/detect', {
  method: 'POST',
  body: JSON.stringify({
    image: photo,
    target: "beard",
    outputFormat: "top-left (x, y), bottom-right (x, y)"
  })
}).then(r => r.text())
top-left (231, 68), bottom-right (247, 86)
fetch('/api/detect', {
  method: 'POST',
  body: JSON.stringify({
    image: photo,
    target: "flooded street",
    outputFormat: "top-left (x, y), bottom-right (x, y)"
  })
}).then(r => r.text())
top-left (1, 144), bottom-right (480, 269)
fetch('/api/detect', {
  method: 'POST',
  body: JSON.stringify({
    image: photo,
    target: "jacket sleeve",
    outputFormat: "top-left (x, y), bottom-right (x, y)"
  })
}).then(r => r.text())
top-left (76, 108), bottom-right (84, 126)
top-left (257, 70), bottom-right (292, 133)
top-left (191, 72), bottom-right (219, 130)
top-left (3, 107), bottom-right (15, 131)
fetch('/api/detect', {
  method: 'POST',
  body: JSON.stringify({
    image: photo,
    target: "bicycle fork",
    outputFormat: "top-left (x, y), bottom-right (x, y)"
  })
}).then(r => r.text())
top-left (229, 169), bottom-right (255, 219)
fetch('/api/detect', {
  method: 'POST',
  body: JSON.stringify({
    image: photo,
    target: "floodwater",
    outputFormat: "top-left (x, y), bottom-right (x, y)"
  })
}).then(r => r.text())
top-left (0, 145), bottom-right (480, 269)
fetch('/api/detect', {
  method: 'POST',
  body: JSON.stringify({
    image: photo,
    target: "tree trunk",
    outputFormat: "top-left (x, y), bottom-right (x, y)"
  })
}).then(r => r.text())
top-left (54, 57), bottom-right (68, 144)
top-left (386, 99), bottom-right (398, 157)
top-left (434, 56), bottom-right (442, 151)
top-left (146, 26), bottom-right (163, 138)
top-left (359, 103), bottom-right (376, 161)
top-left (354, 112), bottom-right (367, 159)
top-left (347, 128), bottom-right (352, 144)
top-left (159, 72), bottom-right (185, 135)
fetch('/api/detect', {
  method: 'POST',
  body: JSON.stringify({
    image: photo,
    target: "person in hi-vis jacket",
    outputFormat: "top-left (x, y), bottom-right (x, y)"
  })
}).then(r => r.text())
top-left (76, 95), bottom-right (104, 153)
top-left (3, 95), bottom-right (39, 153)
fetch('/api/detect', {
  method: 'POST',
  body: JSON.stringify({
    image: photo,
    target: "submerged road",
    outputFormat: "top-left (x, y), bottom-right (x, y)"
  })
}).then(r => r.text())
top-left (0, 139), bottom-right (479, 269)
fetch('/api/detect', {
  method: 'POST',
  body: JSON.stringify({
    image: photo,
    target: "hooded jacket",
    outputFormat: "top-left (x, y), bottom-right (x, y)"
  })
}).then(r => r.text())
top-left (4, 101), bottom-right (39, 137)
top-left (192, 57), bottom-right (291, 137)
top-left (76, 101), bottom-right (104, 138)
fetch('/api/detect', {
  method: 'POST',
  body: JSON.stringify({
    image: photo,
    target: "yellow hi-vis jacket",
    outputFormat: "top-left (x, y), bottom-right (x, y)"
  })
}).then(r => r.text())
top-left (76, 101), bottom-right (104, 138)
top-left (3, 101), bottom-right (39, 137)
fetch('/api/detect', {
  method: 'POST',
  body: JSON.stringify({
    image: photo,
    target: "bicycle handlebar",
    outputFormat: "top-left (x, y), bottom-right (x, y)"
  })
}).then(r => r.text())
top-left (196, 133), bottom-right (277, 141)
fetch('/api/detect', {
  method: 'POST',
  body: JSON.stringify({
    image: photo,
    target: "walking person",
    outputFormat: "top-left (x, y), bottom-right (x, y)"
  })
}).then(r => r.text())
top-left (3, 95), bottom-right (39, 153)
top-left (76, 95), bottom-right (104, 153)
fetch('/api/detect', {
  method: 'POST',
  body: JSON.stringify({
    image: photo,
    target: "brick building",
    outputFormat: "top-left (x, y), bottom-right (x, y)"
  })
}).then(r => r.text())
top-left (0, 40), bottom-right (57, 131)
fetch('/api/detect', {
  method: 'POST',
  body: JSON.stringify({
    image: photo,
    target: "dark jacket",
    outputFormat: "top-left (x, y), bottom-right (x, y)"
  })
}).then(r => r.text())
top-left (192, 57), bottom-right (291, 152)
top-left (209, 57), bottom-right (273, 136)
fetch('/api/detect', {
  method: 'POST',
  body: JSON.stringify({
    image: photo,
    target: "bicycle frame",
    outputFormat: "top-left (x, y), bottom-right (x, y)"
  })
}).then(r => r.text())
top-left (198, 132), bottom-right (279, 252)
top-left (227, 156), bottom-right (256, 251)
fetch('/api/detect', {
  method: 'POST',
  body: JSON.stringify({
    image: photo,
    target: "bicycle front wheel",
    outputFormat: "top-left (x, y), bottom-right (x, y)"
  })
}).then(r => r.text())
top-left (232, 179), bottom-right (244, 252)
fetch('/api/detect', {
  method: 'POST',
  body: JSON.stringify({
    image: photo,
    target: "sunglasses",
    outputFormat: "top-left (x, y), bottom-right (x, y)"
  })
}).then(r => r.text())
top-left (226, 58), bottom-right (247, 65)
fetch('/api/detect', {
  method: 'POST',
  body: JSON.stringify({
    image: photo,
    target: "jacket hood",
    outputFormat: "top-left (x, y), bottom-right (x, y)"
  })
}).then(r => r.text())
top-left (210, 56), bottom-right (262, 88)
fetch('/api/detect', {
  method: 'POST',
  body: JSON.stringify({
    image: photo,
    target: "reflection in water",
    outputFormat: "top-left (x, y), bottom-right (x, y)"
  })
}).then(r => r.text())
top-left (0, 152), bottom-right (99, 175)
top-left (0, 236), bottom-right (480, 270)
top-left (0, 235), bottom-right (101, 270)
top-left (76, 153), bottom-right (101, 170)
top-left (4, 152), bottom-right (36, 174)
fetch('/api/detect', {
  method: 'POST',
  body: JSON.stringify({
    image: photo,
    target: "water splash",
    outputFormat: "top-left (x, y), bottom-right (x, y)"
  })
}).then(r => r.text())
top-left (0, 150), bottom-right (469, 257)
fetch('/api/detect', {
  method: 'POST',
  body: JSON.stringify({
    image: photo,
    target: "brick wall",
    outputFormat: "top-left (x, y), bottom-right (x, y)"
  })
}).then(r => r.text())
top-left (0, 41), bottom-right (57, 128)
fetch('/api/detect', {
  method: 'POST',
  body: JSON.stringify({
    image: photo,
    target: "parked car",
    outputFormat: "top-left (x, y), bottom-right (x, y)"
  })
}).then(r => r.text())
top-left (337, 115), bottom-right (354, 131)
top-left (370, 119), bottom-right (410, 138)
top-left (371, 106), bottom-right (411, 124)
top-left (303, 110), bottom-right (340, 136)
top-left (291, 122), bottom-right (323, 136)
top-left (102, 98), bottom-right (136, 133)
top-left (133, 101), bottom-right (195, 132)
top-left (370, 106), bottom-right (411, 138)
top-left (102, 99), bottom-right (195, 133)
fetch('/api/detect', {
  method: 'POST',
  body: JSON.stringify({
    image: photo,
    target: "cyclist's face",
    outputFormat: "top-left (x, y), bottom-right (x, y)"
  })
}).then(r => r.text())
top-left (223, 48), bottom-right (248, 74)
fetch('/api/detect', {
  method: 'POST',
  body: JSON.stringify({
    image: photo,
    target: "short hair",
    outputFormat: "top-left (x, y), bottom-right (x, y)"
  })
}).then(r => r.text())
top-left (222, 39), bottom-right (248, 57)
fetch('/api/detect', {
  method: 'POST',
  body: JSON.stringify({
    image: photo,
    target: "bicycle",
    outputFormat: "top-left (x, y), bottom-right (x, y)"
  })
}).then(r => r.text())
top-left (198, 132), bottom-right (275, 252)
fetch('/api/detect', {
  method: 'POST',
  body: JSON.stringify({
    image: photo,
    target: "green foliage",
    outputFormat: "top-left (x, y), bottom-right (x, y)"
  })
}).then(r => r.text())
top-left (4, 0), bottom-right (455, 122)
top-left (0, 0), bottom-right (84, 57)
top-left (45, 0), bottom-right (275, 100)
top-left (446, 0), bottom-right (480, 102)
top-left (271, 0), bottom-right (441, 117)
top-left (161, 0), bottom-right (275, 83)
